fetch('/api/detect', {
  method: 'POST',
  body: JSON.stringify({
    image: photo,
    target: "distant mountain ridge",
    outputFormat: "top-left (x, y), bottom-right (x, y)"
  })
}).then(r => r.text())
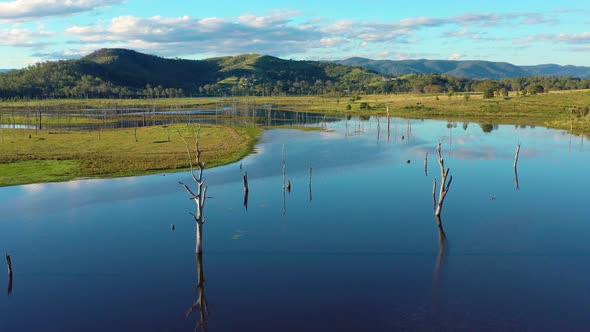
top-left (1, 48), bottom-right (589, 99)
top-left (334, 58), bottom-right (590, 79)
top-left (0, 69), bottom-right (12, 73)
top-left (0, 48), bottom-right (384, 98)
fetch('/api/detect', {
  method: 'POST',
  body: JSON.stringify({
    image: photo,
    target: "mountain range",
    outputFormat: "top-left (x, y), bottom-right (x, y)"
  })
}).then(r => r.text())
top-left (1, 48), bottom-right (589, 99)
top-left (334, 58), bottom-right (590, 79)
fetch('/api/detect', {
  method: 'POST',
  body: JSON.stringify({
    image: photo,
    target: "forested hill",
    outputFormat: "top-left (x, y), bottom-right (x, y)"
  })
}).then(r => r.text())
top-left (335, 58), bottom-right (590, 79)
top-left (1, 48), bottom-right (589, 99)
top-left (0, 48), bottom-right (382, 99)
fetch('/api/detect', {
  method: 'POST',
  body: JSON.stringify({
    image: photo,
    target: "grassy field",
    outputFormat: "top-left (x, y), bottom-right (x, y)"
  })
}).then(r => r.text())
top-left (1, 90), bottom-right (588, 186)
top-left (2, 90), bottom-right (587, 133)
top-left (251, 90), bottom-right (590, 134)
top-left (0, 97), bottom-right (224, 110)
top-left (0, 124), bottom-right (261, 186)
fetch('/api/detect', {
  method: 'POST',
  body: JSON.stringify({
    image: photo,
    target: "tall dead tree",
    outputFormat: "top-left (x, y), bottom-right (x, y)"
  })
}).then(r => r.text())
top-left (513, 143), bottom-right (521, 168)
top-left (179, 127), bottom-right (208, 254)
top-left (433, 143), bottom-right (453, 217)
top-left (514, 143), bottom-right (521, 191)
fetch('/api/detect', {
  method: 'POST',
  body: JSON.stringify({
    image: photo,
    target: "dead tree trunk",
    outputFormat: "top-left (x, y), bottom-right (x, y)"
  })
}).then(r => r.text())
top-left (386, 106), bottom-right (391, 142)
top-left (513, 143), bottom-right (521, 191)
top-left (179, 127), bottom-right (208, 254)
top-left (434, 143), bottom-right (453, 217)
top-left (514, 143), bottom-right (521, 168)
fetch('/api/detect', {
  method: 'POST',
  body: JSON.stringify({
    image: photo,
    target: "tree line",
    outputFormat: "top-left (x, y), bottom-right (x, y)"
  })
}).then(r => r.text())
top-left (1, 61), bottom-right (589, 101)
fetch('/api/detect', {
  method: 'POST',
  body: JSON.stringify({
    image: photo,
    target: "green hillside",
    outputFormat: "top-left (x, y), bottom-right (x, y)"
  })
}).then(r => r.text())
top-left (0, 49), bottom-right (383, 99)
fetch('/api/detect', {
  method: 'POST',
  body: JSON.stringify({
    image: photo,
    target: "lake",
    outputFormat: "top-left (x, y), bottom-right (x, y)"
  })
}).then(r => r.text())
top-left (1, 117), bottom-right (589, 331)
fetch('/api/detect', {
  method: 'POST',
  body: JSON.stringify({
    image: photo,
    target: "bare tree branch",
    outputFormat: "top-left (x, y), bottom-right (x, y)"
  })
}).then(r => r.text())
top-left (435, 142), bottom-right (452, 217)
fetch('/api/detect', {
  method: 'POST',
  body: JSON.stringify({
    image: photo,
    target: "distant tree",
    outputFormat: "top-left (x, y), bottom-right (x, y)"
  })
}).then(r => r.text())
top-left (478, 80), bottom-right (498, 99)
top-left (527, 84), bottom-right (544, 95)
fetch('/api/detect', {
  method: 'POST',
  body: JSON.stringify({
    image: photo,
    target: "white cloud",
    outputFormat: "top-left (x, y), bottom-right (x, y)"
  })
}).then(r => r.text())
top-left (443, 28), bottom-right (469, 37)
top-left (557, 32), bottom-right (590, 43)
top-left (42, 9), bottom-right (566, 61)
top-left (237, 9), bottom-right (300, 28)
top-left (515, 32), bottom-right (590, 45)
top-left (448, 53), bottom-right (465, 60)
top-left (0, 0), bottom-right (123, 22)
top-left (32, 47), bottom-right (97, 60)
top-left (0, 28), bottom-right (51, 47)
top-left (65, 12), bottom-right (324, 57)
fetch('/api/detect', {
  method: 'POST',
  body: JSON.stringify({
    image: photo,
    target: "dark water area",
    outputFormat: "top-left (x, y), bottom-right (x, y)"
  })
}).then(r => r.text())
top-left (1, 117), bottom-right (589, 331)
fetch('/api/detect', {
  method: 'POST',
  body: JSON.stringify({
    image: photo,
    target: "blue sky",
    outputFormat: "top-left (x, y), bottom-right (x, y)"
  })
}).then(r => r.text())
top-left (0, 0), bottom-right (588, 69)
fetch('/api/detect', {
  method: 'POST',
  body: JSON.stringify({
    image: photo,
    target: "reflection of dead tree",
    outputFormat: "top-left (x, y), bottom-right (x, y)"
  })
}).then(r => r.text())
top-left (6, 254), bottom-right (13, 295)
top-left (433, 143), bottom-right (453, 217)
top-left (243, 172), bottom-right (249, 210)
top-left (434, 215), bottom-right (447, 279)
top-left (179, 127), bottom-right (208, 254)
top-left (282, 144), bottom-right (287, 216)
top-left (377, 118), bottom-right (380, 140)
top-left (386, 106), bottom-right (391, 143)
top-left (514, 143), bottom-right (521, 191)
top-left (308, 166), bottom-right (313, 202)
top-left (432, 214), bottom-right (447, 312)
top-left (424, 152), bottom-right (428, 176)
top-left (186, 253), bottom-right (209, 332)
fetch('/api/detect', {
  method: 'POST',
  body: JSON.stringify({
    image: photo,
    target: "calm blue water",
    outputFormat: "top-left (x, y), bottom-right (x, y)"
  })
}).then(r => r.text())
top-left (1, 118), bottom-right (589, 331)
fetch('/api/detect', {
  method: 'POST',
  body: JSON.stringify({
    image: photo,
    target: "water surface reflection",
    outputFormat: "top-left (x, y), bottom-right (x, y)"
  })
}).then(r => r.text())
top-left (1, 117), bottom-right (590, 331)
